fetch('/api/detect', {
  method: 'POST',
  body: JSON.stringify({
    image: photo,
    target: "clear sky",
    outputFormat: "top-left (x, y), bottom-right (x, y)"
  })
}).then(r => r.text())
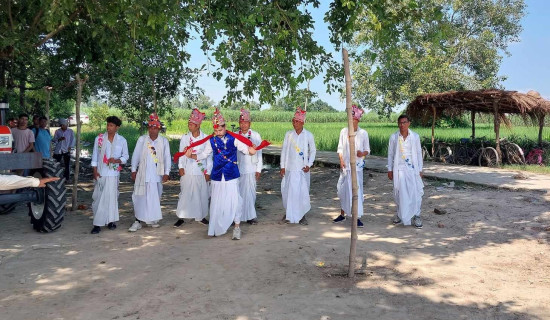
top-left (186, 0), bottom-right (549, 111)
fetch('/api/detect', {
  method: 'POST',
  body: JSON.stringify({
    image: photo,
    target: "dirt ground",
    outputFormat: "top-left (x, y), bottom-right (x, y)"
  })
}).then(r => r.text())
top-left (1, 166), bottom-right (549, 320)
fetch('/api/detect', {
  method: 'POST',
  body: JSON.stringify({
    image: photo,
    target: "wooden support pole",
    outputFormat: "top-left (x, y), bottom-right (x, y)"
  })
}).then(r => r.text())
top-left (71, 74), bottom-right (87, 210)
top-left (343, 48), bottom-right (359, 278)
top-left (539, 115), bottom-right (545, 147)
top-left (471, 111), bottom-right (476, 139)
top-left (493, 100), bottom-right (501, 161)
top-left (431, 106), bottom-right (436, 156)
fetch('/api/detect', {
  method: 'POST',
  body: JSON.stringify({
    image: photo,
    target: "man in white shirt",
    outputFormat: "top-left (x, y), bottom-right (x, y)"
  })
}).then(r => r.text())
top-left (52, 119), bottom-right (75, 181)
top-left (174, 108), bottom-right (212, 227)
top-left (333, 105), bottom-right (370, 228)
top-left (387, 115), bottom-right (424, 229)
top-left (90, 116), bottom-right (129, 234)
top-left (237, 109), bottom-right (263, 225)
top-left (280, 107), bottom-right (316, 225)
top-left (129, 113), bottom-right (171, 232)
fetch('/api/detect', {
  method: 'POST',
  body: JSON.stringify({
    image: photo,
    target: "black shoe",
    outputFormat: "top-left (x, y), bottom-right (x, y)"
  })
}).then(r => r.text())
top-left (333, 215), bottom-right (346, 223)
top-left (247, 219), bottom-right (258, 225)
top-left (173, 219), bottom-right (185, 228)
top-left (357, 219), bottom-right (364, 228)
top-left (199, 218), bottom-right (209, 225)
top-left (299, 217), bottom-right (309, 226)
top-left (107, 222), bottom-right (116, 230)
top-left (91, 226), bottom-right (101, 234)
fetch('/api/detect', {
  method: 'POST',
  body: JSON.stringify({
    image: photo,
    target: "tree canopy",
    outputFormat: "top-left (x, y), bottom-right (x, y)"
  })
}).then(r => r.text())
top-left (349, 0), bottom-right (525, 116)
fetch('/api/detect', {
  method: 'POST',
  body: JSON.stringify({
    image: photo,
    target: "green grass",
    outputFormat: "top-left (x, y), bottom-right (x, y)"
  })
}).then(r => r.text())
top-left (167, 120), bottom-right (550, 156)
top-left (78, 121), bottom-right (550, 175)
top-left (502, 164), bottom-right (550, 175)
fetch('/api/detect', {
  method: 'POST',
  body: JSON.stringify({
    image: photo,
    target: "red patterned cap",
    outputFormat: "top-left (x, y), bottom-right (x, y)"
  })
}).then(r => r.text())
top-left (189, 108), bottom-right (206, 125)
top-left (293, 107), bottom-right (306, 123)
top-left (352, 105), bottom-right (364, 120)
top-left (212, 108), bottom-right (226, 129)
top-left (148, 112), bottom-right (161, 128)
top-left (239, 109), bottom-right (251, 122)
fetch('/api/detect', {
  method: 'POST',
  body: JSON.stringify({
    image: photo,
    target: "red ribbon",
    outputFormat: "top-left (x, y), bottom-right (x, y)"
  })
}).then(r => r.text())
top-left (173, 131), bottom-right (271, 163)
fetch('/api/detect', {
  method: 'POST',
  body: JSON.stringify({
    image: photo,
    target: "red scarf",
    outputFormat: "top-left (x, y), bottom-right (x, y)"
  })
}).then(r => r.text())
top-left (173, 131), bottom-right (270, 163)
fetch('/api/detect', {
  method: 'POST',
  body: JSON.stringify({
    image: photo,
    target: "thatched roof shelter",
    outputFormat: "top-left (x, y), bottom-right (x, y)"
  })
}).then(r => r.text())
top-left (406, 89), bottom-right (550, 156)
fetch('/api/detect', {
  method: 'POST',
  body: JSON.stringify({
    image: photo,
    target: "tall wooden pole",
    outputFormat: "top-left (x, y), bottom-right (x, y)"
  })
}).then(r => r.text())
top-left (538, 115), bottom-right (545, 147)
top-left (471, 111), bottom-right (476, 139)
top-left (431, 106), bottom-right (436, 156)
top-left (44, 86), bottom-right (53, 129)
top-left (71, 74), bottom-right (87, 210)
top-left (493, 100), bottom-right (501, 161)
top-left (343, 48), bottom-right (359, 278)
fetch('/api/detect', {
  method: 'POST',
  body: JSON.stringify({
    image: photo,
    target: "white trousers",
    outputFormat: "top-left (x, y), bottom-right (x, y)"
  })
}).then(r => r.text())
top-left (281, 170), bottom-right (311, 223)
top-left (132, 182), bottom-right (163, 223)
top-left (176, 174), bottom-right (209, 221)
top-left (239, 172), bottom-right (257, 221)
top-left (209, 178), bottom-right (242, 236)
top-left (337, 169), bottom-right (364, 218)
top-left (393, 167), bottom-right (424, 225)
top-left (92, 176), bottom-right (120, 226)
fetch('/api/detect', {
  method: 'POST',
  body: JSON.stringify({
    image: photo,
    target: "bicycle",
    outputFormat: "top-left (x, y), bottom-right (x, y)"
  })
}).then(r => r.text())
top-left (453, 137), bottom-right (499, 167)
top-left (421, 137), bottom-right (453, 163)
top-left (499, 138), bottom-right (525, 165)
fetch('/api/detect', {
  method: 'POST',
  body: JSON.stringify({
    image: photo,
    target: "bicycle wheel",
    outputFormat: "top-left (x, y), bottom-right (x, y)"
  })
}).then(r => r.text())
top-left (434, 146), bottom-right (452, 163)
top-left (504, 143), bottom-right (526, 165)
top-left (453, 145), bottom-right (471, 165)
top-left (421, 146), bottom-right (429, 161)
top-left (478, 147), bottom-right (500, 167)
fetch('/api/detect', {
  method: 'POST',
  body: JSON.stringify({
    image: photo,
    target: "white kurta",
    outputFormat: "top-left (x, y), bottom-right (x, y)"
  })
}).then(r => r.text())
top-left (237, 129), bottom-right (263, 221)
top-left (387, 130), bottom-right (424, 225)
top-left (91, 133), bottom-right (129, 226)
top-left (280, 129), bottom-right (316, 223)
top-left (337, 127), bottom-right (370, 218)
top-left (176, 131), bottom-right (213, 221)
top-left (196, 136), bottom-right (251, 236)
top-left (131, 135), bottom-right (171, 223)
top-left (0, 175), bottom-right (40, 190)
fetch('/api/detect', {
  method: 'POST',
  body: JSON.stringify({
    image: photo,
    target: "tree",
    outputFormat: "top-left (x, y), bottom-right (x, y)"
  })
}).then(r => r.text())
top-left (349, 0), bottom-right (525, 116)
top-left (309, 99), bottom-right (337, 112)
top-left (270, 89), bottom-right (318, 111)
top-left (88, 102), bottom-right (110, 130)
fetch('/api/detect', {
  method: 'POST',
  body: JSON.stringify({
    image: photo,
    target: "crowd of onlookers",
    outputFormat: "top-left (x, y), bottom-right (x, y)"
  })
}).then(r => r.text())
top-left (6, 114), bottom-right (75, 181)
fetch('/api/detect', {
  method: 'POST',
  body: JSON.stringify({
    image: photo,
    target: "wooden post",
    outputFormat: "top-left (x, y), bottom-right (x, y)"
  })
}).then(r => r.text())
top-left (539, 115), bottom-right (545, 147)
top-left (471, 111), bottom-right (476, 139)
top-left (71, 74), bottom-right (87, 210)
top-left (493, 100), bottom-right (501, 161)
top-left (343, 48), bottom-right (359, 278)
top-left (431, 106), bottom-right (436, 156)
top-left (44, 86), bottom-right (53, 129)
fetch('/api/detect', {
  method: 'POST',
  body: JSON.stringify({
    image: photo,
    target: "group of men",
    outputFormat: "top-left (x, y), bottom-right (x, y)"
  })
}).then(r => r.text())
top-left (7, 113), bottom-right (75, 180)
top-left (89, 106), bottom-right (425, 238)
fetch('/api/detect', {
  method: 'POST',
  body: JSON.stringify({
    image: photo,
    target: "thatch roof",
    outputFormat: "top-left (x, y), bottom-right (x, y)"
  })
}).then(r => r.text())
top-left (407, 89), bottom-right (550, 125)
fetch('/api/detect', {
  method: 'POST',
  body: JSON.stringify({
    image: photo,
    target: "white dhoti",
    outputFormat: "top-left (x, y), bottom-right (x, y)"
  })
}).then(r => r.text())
top-left (281, 170), bottom-right (311, 223)
top-left (176, 174), bottom-right (209, 221)
top-left (337, 169), bottom-right (364, 218)
top-left (92, 176), bottom-right (120, 226)
top-left (132, 182), bottom-right (163, 223)
top-left (393, 166), bottom-right (424, 225)
top-left (239, 172), bottom-right (257, 221)
top-left (209, 178), bottom-right (242, 236)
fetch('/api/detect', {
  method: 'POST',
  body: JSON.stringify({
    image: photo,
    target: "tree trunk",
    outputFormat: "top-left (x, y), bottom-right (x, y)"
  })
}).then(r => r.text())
top-left (343, 48), bottom-right (359, 278)
top-left (44, 87), bottom-right (52, 129)
top-left (71, 74), bottom-right (86, 210)
top-left (152, 75), bottom-right (157, 113)
top-left (19, 65), bottom-right (26, 111)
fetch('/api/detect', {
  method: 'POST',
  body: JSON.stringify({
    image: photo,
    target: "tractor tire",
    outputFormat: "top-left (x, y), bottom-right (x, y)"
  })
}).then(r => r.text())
top-left (28, 159), bottom-right (67, 232)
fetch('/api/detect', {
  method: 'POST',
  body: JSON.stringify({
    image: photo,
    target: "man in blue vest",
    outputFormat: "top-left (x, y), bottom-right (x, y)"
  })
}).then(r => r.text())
top-left (185, 108), bottom-right (256, 240)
